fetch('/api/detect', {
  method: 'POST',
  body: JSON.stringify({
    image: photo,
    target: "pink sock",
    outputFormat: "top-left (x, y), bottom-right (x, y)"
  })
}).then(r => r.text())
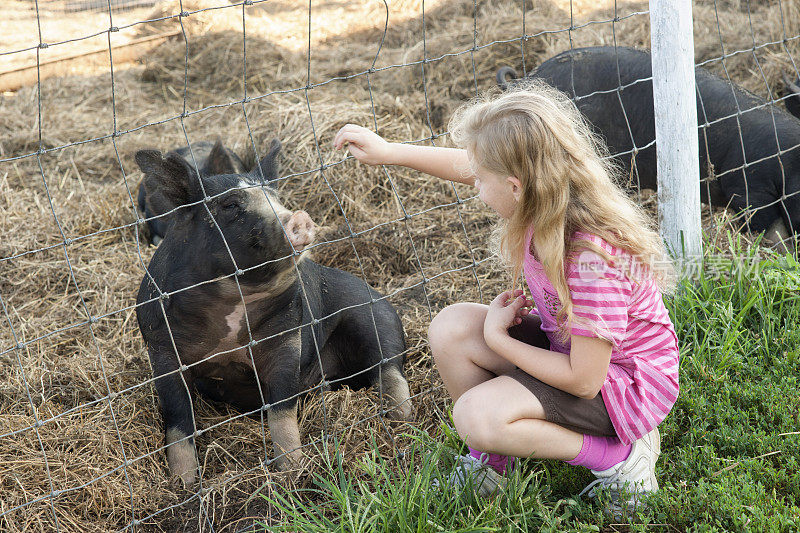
top-left (468, 446), bottom-right (514, 474)
top-left (566, 434), bottom-right (632, 471)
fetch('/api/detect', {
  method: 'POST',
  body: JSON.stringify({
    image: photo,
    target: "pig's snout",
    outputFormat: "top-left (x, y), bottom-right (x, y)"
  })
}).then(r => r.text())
top-left (284, 210), bottom-right (316, 251)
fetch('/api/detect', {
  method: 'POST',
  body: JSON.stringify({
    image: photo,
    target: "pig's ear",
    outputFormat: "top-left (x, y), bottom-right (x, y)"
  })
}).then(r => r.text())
top-left (249, 139), bottom-right (282, 183)
top-left (205, 140), bottom-right (239, 176)
top-left (782, 73), bottom-right (800, 120)
top-left (135, 149), bottom-right (201, 214)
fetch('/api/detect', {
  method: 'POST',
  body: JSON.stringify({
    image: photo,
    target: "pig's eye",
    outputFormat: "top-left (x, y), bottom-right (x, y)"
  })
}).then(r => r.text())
top-left (220, 198), bottom-right (240, 210)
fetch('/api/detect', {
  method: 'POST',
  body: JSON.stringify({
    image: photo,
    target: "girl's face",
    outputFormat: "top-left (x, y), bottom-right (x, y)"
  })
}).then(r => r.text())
top-left (471, 156), bottom-right (521, 219)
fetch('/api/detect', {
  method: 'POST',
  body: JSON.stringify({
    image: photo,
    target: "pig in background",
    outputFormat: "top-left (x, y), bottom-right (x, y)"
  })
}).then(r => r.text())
top-left (137, 141), bottom-right (248, 246)
top-left (134, 139), bottom-right (412, 487)
top-left (498, 46), bottom-right (800, 253)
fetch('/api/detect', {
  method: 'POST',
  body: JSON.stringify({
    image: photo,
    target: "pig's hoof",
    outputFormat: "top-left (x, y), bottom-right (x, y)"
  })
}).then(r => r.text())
top-left (386, 399), bottom-right (413, 422)
top-left (167, 463), bottom-right (198, 491)
top-left (379, 366), bottom-right (412, 422)
top-left (167, 471), bottom-right (198, 492)
top-left (179, 470), bottom-right (198, 490)
top-left (273, 448), bottom-right (307, 478)
top-left (166, 428), bottom-right (199, 489)
top-left (765, 218), bottom-right (795, 254)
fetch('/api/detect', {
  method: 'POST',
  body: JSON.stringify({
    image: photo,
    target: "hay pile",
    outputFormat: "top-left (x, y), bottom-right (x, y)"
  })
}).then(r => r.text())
top-left (0, 0), bottom-right (793, 530)
top-left (1, 1), bottom-right (162, 78)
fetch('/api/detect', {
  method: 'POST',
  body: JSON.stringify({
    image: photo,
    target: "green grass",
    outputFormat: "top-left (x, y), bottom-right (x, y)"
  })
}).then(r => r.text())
top-left (257, 235), bottom-right (800, 532)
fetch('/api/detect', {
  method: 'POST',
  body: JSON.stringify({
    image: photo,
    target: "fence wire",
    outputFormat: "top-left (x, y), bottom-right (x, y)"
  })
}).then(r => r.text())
top-left (1, 0), bottom-right (798, 531)
top-left (22, 0), bottom-right (157, 14)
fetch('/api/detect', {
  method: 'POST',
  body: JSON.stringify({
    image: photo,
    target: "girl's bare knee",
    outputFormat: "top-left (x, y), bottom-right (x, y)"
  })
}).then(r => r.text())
top-left (428, 303), bottom-right (482, 361)
top-left (428, 304), bottom-right (484, 344)
top-left (452, 389), bottom-right (496, 450)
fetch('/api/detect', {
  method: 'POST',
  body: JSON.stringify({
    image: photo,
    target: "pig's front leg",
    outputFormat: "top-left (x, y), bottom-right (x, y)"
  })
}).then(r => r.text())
top-left (149, 346), bottom-right (199, 487)
top-left (267, 405), bottom-right (303, 469)
top-left (765, 217), bottom-right (795, 254)
top-left (260, 331), bottom-right (304, 470)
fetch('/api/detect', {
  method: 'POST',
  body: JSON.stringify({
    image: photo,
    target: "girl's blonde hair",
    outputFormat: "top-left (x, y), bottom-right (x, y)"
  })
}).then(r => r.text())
top-left (449, 79), bottom-right (677, 344)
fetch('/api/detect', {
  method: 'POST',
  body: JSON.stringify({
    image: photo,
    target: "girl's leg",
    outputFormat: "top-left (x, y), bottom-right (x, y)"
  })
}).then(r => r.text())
top-left (430, 304), bottom-right (627, 469)
top-left (431, 306), bottom-right (633, 495)
top-left (428, 303), bottom-right (519, 401)
top-left (452, 375), bottom-right (584, 461)
top-left (453, 375), bottom-right (633, 472)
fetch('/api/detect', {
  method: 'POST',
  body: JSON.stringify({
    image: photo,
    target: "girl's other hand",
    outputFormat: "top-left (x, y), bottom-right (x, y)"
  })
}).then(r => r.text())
top-left (333, 124), bottom-right (394, 166)
top-left (484, 289), bottom-right (533, 342)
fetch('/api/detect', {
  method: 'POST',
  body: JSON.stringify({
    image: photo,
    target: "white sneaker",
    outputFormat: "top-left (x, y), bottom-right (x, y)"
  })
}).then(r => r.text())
top-left (433, 453), bottom-right (512, 498)
top-left (578, 427), bottom-right (661, 517)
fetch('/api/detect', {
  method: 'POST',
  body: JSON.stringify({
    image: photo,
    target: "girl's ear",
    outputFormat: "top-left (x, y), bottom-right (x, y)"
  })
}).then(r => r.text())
top-left (508, 176), bottom-right (523, 201)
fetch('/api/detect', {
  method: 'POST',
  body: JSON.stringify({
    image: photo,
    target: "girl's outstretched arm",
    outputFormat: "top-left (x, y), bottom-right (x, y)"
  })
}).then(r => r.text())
top-left (333, 124), bottom-right (475, 185)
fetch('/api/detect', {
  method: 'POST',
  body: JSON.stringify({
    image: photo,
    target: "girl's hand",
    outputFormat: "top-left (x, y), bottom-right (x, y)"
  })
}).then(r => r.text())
top-left (484, 289), bottom-right (533, 345)
top-left (333, 124), bottom-right (395, 166)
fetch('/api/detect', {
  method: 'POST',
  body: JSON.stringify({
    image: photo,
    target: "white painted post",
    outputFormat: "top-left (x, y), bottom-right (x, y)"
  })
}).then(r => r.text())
top-left (650, 0), bottom-right (703, 261)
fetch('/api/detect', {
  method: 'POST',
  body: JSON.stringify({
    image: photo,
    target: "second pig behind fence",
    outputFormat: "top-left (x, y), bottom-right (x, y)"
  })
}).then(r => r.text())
top-left (134, 139), bottom-right (412, 487)
top-left (498, 46), bottom-right (800, 253)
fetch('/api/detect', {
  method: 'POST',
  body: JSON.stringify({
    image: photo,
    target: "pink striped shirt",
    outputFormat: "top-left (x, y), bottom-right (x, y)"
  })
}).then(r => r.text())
top-left (523, 231), bottom-right (679, 445)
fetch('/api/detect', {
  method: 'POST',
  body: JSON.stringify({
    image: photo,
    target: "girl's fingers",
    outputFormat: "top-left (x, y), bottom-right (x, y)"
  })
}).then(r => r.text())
top-left (509, 295), bottom-right (526, 309)
top-left (488, 290), bottom-right (529, 309)
top-left (335, 131), bottom-right (361, 150)
top-left (492, 290), bottom-right (514, 306)
top-left (492, 289), bottom-right (530, 308)
top-left (333, 124), bottom-right (365, 149)
top-left (333, 126), bottom-right (347, 147)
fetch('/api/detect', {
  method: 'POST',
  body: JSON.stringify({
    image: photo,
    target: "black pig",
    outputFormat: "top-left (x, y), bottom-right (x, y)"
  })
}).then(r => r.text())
top-left (134, 140), bottom-right (412, 486)
top-left (498, 46), bottom-right (800, 250)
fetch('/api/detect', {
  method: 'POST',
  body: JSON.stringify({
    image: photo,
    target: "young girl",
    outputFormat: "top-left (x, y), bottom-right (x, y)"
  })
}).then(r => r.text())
top-left (333, 80), bottom-right (679, 515)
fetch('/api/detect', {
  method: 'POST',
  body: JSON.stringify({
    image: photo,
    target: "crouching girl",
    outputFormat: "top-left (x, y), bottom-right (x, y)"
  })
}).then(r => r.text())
top-left (334, 80), bottom-right (679, 515)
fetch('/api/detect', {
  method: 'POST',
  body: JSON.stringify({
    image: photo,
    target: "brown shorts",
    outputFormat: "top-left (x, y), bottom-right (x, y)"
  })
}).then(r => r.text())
top-left (506, 315), bottom-right (617, 438)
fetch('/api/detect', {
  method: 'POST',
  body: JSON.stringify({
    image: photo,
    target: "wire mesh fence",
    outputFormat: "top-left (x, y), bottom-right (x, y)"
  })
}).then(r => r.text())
top-left (21, 0), bottom-right (157, 13)
top-left (1, 0), bottom-right (798, 531)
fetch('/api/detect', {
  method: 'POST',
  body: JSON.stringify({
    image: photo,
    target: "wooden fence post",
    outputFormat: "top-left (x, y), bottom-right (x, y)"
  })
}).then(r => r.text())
top-left (650, 0), bottom-right (703, 260)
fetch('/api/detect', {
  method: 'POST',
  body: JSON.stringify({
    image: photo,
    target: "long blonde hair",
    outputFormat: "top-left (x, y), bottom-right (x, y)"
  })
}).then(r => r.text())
top-left (449, 79), bottom-right (677, 344)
